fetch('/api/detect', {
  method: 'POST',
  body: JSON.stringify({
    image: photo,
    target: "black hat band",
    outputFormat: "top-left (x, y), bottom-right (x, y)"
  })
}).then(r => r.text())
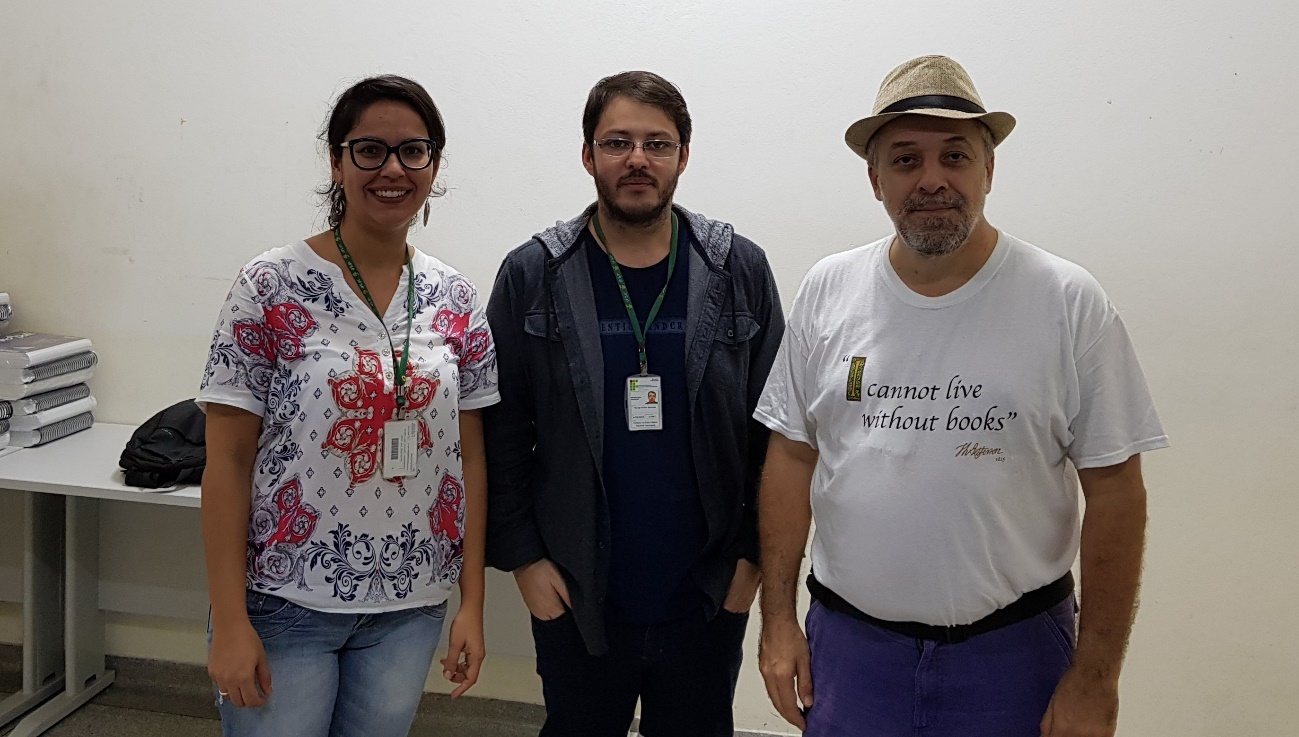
top-left (879, 94), bottom-right (986, 116)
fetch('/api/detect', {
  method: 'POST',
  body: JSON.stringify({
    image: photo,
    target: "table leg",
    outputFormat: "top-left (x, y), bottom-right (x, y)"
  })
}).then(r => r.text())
top-left (0, 493), bottom-right (66, 729)
top-left (7, 496), bottom-right (115, 736)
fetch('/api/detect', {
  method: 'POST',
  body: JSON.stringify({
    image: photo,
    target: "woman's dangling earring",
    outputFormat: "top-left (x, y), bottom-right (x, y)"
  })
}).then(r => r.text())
top-left (423, 199), bottom-right (431, 227)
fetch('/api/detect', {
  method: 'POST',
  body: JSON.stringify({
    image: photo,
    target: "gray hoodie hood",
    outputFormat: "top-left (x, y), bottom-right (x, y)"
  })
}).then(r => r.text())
top-left (533, 203), bottom-right (734, 267)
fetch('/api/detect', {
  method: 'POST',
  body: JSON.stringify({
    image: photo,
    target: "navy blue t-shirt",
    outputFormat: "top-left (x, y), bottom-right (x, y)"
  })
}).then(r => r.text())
top-left (583, 224), bottom-right (707, 624)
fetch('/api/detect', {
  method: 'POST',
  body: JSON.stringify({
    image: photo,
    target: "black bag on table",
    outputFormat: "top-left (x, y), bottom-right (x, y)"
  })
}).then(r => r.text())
top-left (119, 399), bottom-right (206, 488)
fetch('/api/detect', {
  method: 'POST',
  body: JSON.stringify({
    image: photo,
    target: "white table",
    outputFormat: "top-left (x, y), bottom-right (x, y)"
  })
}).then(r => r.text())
top-left (0, 423), bottom-right (199, 736)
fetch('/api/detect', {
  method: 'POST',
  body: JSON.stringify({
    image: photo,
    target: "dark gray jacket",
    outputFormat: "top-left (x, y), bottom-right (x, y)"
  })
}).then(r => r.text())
top-left (483, 203), bottom-right (784, 654)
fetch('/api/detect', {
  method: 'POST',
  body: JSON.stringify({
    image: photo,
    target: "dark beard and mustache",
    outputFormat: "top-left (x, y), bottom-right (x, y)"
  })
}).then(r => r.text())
top-left (894, 192), bottom-right (978, 257)
top-left (594, 167), bottom-right (680, 227)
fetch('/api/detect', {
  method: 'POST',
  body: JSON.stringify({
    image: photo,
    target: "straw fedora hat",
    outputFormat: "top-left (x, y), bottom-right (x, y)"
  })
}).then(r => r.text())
top-left (844, 55), bottom-right (1016, 160)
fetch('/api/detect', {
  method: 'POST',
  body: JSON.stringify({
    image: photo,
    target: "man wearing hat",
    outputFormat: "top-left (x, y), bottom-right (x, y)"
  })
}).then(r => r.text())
top-left (754, 56), bottom-right (1168, 736)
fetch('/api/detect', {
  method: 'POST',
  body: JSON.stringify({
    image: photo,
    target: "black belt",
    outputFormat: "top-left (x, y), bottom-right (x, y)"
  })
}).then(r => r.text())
top-left (807, 571), bottom-right (1074, 644)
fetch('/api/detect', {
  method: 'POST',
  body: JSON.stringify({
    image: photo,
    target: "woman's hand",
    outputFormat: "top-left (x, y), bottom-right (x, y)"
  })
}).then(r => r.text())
top-left (208, 618), bottom-right (272, 708)
top-left (441, 607), bottom-right (486, 698)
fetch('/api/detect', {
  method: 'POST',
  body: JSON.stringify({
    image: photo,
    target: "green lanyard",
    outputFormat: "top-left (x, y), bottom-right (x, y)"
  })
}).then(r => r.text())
top-left (333, 227), bottom-right (416, 410)
top-left (591, 211), bottom-right (678, 375)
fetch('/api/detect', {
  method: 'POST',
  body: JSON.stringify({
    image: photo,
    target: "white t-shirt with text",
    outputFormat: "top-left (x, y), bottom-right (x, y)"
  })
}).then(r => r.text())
top-left (754, 232), bottom-right (1168, 626)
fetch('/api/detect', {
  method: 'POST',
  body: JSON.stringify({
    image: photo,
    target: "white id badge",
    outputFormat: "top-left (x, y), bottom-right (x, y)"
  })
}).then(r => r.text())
top-left (625, 374), bottom-right (663, 432)
top-left (383, 419), bottom-right (420, 478)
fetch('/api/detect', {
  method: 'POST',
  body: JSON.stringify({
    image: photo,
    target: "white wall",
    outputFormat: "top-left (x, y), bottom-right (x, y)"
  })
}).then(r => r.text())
top-left (1, 1), bottom-right (1296, 734)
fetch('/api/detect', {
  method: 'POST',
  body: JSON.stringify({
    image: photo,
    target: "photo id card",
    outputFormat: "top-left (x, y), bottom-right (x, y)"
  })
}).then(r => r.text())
top-left (383, 419), bottom-right (420, 478)
top-left (625, 374), bottom-right (663, 432)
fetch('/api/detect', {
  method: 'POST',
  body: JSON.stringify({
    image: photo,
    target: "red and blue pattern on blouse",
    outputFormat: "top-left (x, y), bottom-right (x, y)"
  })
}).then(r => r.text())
top-left (199, 241), bottom-right (498, 611)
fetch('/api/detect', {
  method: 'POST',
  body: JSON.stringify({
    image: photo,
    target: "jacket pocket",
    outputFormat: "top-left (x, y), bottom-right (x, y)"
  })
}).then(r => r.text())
top-left (714, 313), bottom-right (759, 345)
top-left (523, 312), bottom-right (562, 342)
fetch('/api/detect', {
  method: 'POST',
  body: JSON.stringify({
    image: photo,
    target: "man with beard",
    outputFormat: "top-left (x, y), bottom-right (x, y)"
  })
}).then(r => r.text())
top-left (754, 56), bottom-right (1168, 737)
top-left (484, 71), bottom-right (784, 737)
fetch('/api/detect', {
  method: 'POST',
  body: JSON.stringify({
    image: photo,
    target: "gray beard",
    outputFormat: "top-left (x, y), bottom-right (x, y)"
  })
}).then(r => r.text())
top-left (896, 214), bottom-right (975, 257)
top-left (893, 192), bottom-right (979, 257)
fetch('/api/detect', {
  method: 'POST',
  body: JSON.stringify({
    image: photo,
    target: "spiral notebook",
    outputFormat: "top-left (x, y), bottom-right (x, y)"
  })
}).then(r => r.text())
top-left (0, 332), bottom-right (95, 369)
top-left (9, 411), bottom-right (94, 448)
top-left (0, 351), bottom-right (98, 385)
top-left (0, 367), bottom-right (96, 401)
top-left (0, 293), bottom-right (11, 331)
top-left (3, 384), bottom-right (91, 416)
top-left (8, 397), bottom-right (97, 432)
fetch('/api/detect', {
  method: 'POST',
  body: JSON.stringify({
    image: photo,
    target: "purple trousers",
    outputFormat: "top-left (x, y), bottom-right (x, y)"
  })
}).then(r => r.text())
top-left (805, 597), bottom-right (1076, 737)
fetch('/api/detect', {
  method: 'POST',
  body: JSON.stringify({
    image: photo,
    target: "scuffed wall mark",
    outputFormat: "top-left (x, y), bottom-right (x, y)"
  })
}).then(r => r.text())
top-left (102, 247), bottom-right (136, 264)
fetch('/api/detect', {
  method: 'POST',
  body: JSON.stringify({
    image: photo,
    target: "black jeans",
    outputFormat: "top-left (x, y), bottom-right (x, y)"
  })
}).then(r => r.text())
top-left (532, 608), bottom-right (749, 737)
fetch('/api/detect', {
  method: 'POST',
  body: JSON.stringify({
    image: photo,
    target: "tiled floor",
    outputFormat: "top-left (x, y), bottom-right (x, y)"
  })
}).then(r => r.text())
top-left (0, 646), bottom-right (545, 737)
top-left (0, 693), bottom-right (548, 737)
top-left (1, 701), bottom-right (219, 736)
top-left (0, 695), bottom-right (666, 737)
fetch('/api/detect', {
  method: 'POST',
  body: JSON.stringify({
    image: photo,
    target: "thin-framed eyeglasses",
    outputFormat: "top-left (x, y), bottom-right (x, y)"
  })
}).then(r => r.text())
top-left (339, 137), bottom-right (438, 171)
top-left (593, 138), bottom-right (683, 159)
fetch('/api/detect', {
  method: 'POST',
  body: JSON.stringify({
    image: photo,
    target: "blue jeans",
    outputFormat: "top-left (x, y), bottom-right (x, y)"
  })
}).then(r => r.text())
top-left (213, 592), bottom-right (447, 737)
top-left (805, 597), bottom-right (1076, 737)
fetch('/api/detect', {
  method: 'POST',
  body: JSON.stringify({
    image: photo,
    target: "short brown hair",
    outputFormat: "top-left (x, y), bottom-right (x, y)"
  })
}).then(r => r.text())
top-left (582, 71), bottom-right (692, 147)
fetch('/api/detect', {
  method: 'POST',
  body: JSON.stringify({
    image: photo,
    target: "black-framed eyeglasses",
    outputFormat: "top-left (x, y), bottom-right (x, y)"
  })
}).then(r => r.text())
top-left (593, 138), bottom-right (683, 159)
top-left (339, 137), bottom-right (439, 171)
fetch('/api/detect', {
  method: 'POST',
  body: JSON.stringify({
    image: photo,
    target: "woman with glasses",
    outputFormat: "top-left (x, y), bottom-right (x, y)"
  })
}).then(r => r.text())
top-left (198, 75), bottom-right (497, 737)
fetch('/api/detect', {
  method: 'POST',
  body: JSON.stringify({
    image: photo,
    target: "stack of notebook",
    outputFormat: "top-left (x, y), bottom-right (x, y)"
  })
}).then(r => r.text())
top-left (0, 333), bottom-right (98, 448)
top-left (0, 386), bottom-right (13, 458)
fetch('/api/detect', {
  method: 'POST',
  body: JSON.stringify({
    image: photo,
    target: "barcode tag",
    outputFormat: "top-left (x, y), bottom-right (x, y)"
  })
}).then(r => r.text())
top-left (382, 420), bottom-right (419, 478)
